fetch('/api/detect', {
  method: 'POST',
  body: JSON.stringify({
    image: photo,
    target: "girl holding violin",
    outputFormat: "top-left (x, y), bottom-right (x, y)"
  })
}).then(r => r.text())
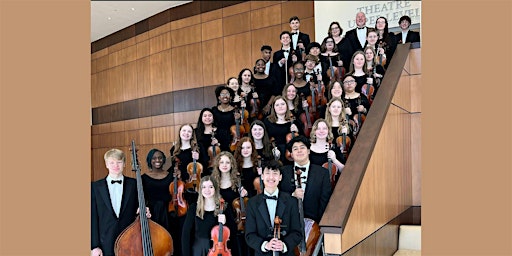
top-left (325, 98), bottom-right (353, 156)
top-left (227, 77), bottom-right (243, 108)
top-left (308, 119), bottom-right (345, 186)
top-left (248, 120), bottom-right (274, 162)
top-left (282, 83), bottom-right (301, 119)
top-left (212, 86), bottom-right (240, 152)
top-left (195, 108), bottom-right (218, 176)
top-left (375, 16), bottom-right (397, 69)
top-left (347, 51), bottom-right (369, 94)
top-left (320, 36), bottom-right (345, 82)
top-left (181, 175), bottom-right (238, 256)
top-left (364, 46), bottom-right (386, 96)
top-left (238, 68), bottom-right (256, 119)
top-left (253, 59), bottom-right (279, 119)
top-left (234, 136), bottom-right (261, 198)
top-left (263, 96), bottom-right (304, 165)
top-left (342, 75), bottom-right (371, 137)
top-left (141, 148), bottom-right (173, 231)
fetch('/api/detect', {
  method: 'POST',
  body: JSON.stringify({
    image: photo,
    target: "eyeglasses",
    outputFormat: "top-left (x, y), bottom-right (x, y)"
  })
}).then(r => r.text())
top-left (326, 40), bottom-right (334, 43)
top-left (294, 68), bottom-right (304, 72)
top-left (376, 20), bottom-right (386, 24)
top-left (343, 80), bottom-right (356, 85)
top-left (220, 93), bottom-right (230, 96)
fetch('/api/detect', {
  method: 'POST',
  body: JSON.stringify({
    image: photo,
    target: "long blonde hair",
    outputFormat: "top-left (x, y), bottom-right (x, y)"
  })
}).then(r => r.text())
top-left (196, 175), bottom-right (223, 219)
top-left (325, 98), bottom-right (350, 135)
top-left (309, 118), bottom-right (333, 143)
top-left (172, 124), bottom-right (198, 159)
top-left (211, 151), bottom-right (239, 191)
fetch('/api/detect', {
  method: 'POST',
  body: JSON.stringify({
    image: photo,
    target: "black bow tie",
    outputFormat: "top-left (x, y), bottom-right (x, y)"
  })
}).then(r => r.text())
top-left (111, 180), bottom-right (122, 184)
top-left (305, 72), bottom-right (314, 76)
top-left (283, 50), bottom-right (289, 53)
top-left (291, 32), bottom-right (298, 35)
top-left (295, 166), bottom-right (307, 173)
top-left (357, 27), bottom-right (365, 30)
top-left (263, 194), bottom-right (278, 200)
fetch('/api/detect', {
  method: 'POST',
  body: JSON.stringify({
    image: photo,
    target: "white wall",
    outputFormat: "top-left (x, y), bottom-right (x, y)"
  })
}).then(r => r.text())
top-left (313, 1), bottom-right (421, 42)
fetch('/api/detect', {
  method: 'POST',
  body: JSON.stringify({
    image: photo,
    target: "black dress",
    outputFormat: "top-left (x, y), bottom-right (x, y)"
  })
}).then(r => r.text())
top-left (141, 173), bottom-right (173, 230)
top-left (254, 76), bottom-right (279, 111)
top-left (196, 132), bottom-right (214, 177)
top-left (211, 106), bottom-right (236, 152)
top-left (263, 117), bottom-right (304, 164)
top-left (182, 203), bottom-right (239, 256)
top-left (352, 73), bottom-right (369, 94)
top-left (240, 166), bottom-right (258, 198)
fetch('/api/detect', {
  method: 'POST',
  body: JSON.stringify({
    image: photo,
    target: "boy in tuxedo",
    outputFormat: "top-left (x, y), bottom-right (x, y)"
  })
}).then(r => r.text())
top-left (245, 160), bottom-right (302, 256)
top-left (396, 15), bottom-right (420, 44)
top-left (289, 16), bottom-right (310, 61)
top-left (91, 148), bottom-right (150, 256)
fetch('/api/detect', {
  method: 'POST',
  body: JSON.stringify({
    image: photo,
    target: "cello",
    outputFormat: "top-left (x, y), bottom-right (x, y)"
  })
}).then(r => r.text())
top-left (293, 168), bottom-right (321, 256)
top-left (207, 198), bottom-right (232, 256)
top-left (186, 143), bottom-right (203, 192)
top-left (114, 140), bottom-right (173, 256)
top-left (168, 157), bottom-right (188, 217)
top-left (232, 172), bottom-right (249, 232)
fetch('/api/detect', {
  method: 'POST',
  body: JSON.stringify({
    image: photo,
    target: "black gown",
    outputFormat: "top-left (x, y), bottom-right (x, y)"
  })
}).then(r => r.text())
top-left (211, 106), bottom-right (236, 152)
top-left (141, 173), bottom-right (173, 230)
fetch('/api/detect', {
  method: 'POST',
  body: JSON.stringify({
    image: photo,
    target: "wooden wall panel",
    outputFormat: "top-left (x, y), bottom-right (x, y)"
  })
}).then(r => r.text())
top-left (171, 14), bottom-right (201, 30)
top-left (174, 110), bottom-right (201, 126)
top-left (171, 45), bottom-right (189, 91)
top-left (152, 126), bottom-right (174, 144)
top-left (250, 25), bottom-right (282, 64)
top-left (300, 17), bottom-right (316, 42)
top-left (202, 38), bottom-right (225, 85)
top-left (135, 31), bottom-right (149, 43)
top-left (222, 1), bottom-right (251, 17)
top-left (124, 118), bottom-right (140, 131)
top-left (185, 43), bottom-right (204, 89)
top-left (93, 71), bottom-right (109, 107)
top-left (223, 12), bottom-right (251, 36)
top-left (410, 74), bottom-right (421, 113)
top-left (202, 19), bottom-right (223, 41)
top-left (108, 66), bottom-right (124, 104)
top-left (223, 32), bottom-right (252, 79)
top-left (91, 59), bottom-right (97, 74)
top-left (152, 113), bottom-right (174, 128)
top-left (150, 49), bottom-right (173, 95)
top-left (149, 31), bottom-right (172, 55)
top-left (280, 1), bottom-right (314, 24)
top-left (201, 9), bottom-right (222, 23)
top-left (171, 24), bottom-right (202, 47)
top-left (148, 23), bottom-right (171, 39)
top-left (250, 1), bottom-right (278, 10)
top-left (95, 55), bottom-right (109, 73)
top-left (123, 61), bottom-right (138, 101)
top-left (136, 39), bottom-right (150, 60)
top-left (136, 57), bottom-right (151, 98)
top-left (250, 4), bottom-right (281, 30)
top-left (92, 47), bottom-right (108, 60)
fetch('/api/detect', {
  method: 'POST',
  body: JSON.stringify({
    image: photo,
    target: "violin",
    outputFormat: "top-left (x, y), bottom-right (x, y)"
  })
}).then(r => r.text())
top-left (314, 69), bottom-right (327, 107)
top-left (285, 115), bottom-right (299, 162)
top-left (249, 94), bottom-right (262, 120)
top-left (253, 156), bottom-right (264, 194)
top-left (207, 198), bottom-right (232, 256)
top-left (321, 142), bottom-right (338, 189)
top-left (168, 157), bottom-right (188, 217)
top-left (326, 53), bottom-right (342, 83)
top-left (293, 168), bottom-right (321, 256)
top-left (306, 78), bottom-right (318, 114)
top-left (186, 144), bottom-right (203, 192)
top-left (351, 97), bottom-right (366, 138)
top-left (207, 130), bottom-right (221, 168)
top-left (335, 121), bottom-right (352, 160)
top-left (115, 140), bottom-right (173, 256)
top-left (272, 216), bottom-right (282, 256)
top-left (299, 94), bottom-right (313, 138)
top-left (361, 73), bottom-right (375, 106)
top-left (229, 106), bottom-right (245, 151)
top-left (232, 172), bottom-right (248, 232)
top-left (241, 98), bottom-right (251, 132)
top-left (270, 137), bottom-right (280, 162)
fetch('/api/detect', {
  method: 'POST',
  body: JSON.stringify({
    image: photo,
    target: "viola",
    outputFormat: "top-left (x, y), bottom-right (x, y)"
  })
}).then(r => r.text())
top-left (115, 140), bottom-right (173, 256)
top-left (232, 172), bottom-right (248, 232)
top-left (253, 156), bottom-right (264, 194)
top-left (293, 168), bottom-right (321, 256)
top-left (299, 94), bottom-right (313, 138)
top-left (186, 144), bottom-right (203, 192)
top-left (207, 199), bottom-right (232, 256)
top-left (169, 157), bottom-right (188, 217)
top-left (207, 130), bottom-right (221, 168)
top-left (321, 142), bottom-right (338, 189)
top-left (272, 216), bottom-right (282, 256)
top-left (229, 106), bottom-right (245, 151)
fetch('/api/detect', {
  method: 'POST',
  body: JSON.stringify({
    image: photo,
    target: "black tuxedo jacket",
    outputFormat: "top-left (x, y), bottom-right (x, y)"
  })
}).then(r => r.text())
top-left (395, 30), bottom-right (420, 44)
top-left (91, 177), bottom-right (139, 256)
top-left (345, 26), bottom-right (370, 53)
top-left (279, 164), bottom-right (332, 223)
top-left (272, 49), bottom-right (296, 88)
top-left (245, 192), bottom-right (302, 256)
top-left (291, 31), bottom-right (310, 59)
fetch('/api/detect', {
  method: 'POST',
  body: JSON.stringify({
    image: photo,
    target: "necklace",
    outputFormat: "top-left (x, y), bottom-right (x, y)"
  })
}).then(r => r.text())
top-left (218, 105), bottom-right (230, 112)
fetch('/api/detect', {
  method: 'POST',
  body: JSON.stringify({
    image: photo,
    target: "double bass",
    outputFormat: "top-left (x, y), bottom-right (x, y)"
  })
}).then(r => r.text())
top-left (114, 140), bottom-right (173, 256)
top-left (293, 168), bottom-right (321, 256)
top-left (168, 157), bottom-right (188, 217)
top-left (207, 198), bottom-right (232, 256)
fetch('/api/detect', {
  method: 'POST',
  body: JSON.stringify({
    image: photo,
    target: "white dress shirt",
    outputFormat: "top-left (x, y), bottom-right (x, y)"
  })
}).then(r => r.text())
top-left (106, 175), bottom-right (124, 217)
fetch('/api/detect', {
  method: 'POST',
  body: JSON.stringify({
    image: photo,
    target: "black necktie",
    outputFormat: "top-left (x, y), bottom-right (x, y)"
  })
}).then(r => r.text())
top-left (111, 180), bottom-right (122, 184)
top-left (263, 194), bottom-right (278, 200)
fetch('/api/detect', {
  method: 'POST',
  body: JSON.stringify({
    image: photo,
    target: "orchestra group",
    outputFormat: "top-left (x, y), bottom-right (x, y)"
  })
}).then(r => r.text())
top-left (91, 12), bottom-right (420, 256)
